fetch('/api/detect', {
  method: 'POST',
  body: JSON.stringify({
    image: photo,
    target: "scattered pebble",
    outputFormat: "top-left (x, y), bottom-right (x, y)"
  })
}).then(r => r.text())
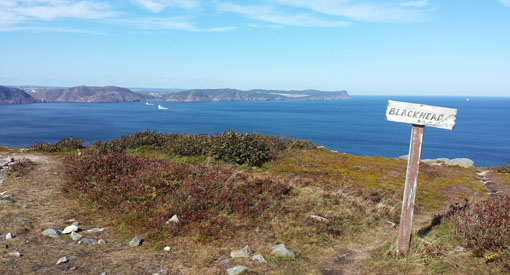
top-left (309, 215), bottom-right (329, 222)
top-left (70, 231), bottom-right (82, 241)
top-left (42, 228), bottom-right (62, 238)
top-left (83, 227), bottom-right (104, 233)
top-left (227, 266), bottom-right (248, 275)
top-left (5, 232), bottom-right (15, 240)
top-left (251, 253), bottom-right (267, 264)
top-left (165, 215), bottom-right (179, 224)
top-left (8, 251), bottom-right (22, 257)
top-left (271, 244), bottom-right (295, 259)
top-left (98, 239), bottom-right (106, 245)
top-left (129, 236), bottom-right (142, 247)
top-left (79, 238), bottom-right (97, 246)
top-left (230, 245), bottom-right (252, 258)
top-left (62, 224), bottom-right (79, 234)
top-left (164, 246), bottom-right (171, 252)
top-left (454, 246), bottom-right (465, 252)
top-left (56, 256), bottom-right (69, 265)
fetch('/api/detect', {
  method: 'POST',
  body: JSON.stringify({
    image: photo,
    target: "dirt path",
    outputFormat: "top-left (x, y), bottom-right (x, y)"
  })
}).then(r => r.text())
top-left (0, 152), bottom-right (191, 275)
top-left (476, 168), bottom-right (510, 196)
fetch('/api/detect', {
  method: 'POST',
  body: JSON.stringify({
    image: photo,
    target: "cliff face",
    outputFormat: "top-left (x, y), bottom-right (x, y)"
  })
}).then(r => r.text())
top-left (0, 86), bottom-right (42, 104)
top-left (154, 89), bottom-right (350, 102)
top-left (29, 86), bottom-right (150, 103)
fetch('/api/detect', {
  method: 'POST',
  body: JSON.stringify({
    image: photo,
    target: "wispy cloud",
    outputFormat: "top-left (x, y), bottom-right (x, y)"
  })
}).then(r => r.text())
top-left (0, 26), bottom-right (106, 35)
top-left (272, 0), bottom-right (430, 23)
top-left (116, 17), bottom-right (236, 32)
top-left (400, 0), bottom-right (428, 8)
top-left (131, 0), bottom-right (199, 13)
top-left (499, 0), bottom-right (510, 7)
top-left (218, 2), bottom-right (350, 27)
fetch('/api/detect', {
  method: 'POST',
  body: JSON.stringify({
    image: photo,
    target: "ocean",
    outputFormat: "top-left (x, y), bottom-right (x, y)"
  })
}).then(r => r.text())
top-left (0, 96), bottom-right (508, 167)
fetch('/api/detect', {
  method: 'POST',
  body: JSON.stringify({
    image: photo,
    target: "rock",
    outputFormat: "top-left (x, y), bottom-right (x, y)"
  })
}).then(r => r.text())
top-left (72, 221), bottom-right (80, 226)
top-left (83, 227), bottom-right (104, 233)
top-left (446, 158), bottom-right (474, 168)
top-left (0, 199), bottom-right (12, 204)
top-left (397, 155), bottom-right (409, 160)
top-left (56, 256), bottom-right (68, 265)
top-left (42, 228), bottom-right (62, 238)
top-left (129, 236), bottom-right (142, 247)
top-left (5, 232), bottom-right (15, 240)
top-left (220, 258), bottom-right (231, 265)
top-left (79, 238), bottom-right (97, 246)
top-left (8, 251), bottom-right (22, 257)
top-left (271, 244), bottom-right (295, 259)
top-left (454, 246), bottom-right (465, 252)
top-left (165, 215), bottom-right (179, 224)
top-left (309, 215), bottom-right (329, 222)
top-left (70, 232), bottom-right (82, 241)
top-left (226, 265), bottom-right (248, 275)
top-left (62, 225), bottom-right (79, 234)
top-left (251, 253), bottom-right (267, 264)
top-left (230, 245), bottom-right (253, 258)
top-left (164, 246), bottom-right (171, 252)
top-left (98, 239), bottom-right (106, 245)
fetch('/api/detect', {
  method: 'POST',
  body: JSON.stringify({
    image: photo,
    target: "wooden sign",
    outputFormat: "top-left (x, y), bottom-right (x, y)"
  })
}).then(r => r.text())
top-left (386, 100), bottom-right (457, 254)
top-left (386, 100), bottom-right (457, 130)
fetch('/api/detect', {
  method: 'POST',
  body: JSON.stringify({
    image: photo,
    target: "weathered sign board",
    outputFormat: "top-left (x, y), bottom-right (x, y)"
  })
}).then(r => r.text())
top-left (385, 100), bottom-right (457, 254)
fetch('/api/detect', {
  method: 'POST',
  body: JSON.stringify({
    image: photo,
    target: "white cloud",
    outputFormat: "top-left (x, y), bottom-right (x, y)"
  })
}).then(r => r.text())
top-left (131, 0), bottom-right (199, 13)
top-left (0, 25), bottom-right (106, 35)
top-left (272, 0), bottom-right (430, 23)
top-left (218, 2), bottom-right (350, 27)
top-left (499, 0), bottom-right (510, 7)
top-left (116, 17), bottom-right (236, 32)
top-left (400, 0), bottom-right (428, 8)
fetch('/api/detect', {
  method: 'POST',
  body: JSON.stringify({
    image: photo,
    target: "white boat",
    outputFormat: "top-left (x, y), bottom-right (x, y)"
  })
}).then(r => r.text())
top-left (158, 104), bottom-right (168, 110)
top-left (146, 102), bottom-right (154, 105)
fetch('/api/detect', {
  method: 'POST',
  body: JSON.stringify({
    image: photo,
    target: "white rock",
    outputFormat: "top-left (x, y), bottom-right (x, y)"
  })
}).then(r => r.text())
top-left (70, 231), bottom-right (82, 241)
top-left (309, 215), bottom-right (329, 222)
top-left (165, 215), bottom-right (179, 224)
top-left (56, 256), bottom-right (69, 265)
top-left (271, 244), bottom-right (295, 259)
top-left (164, 246), bottom-right (171, 251)
top-left (251, 253), bottom-right (267, 264)
top-left (62, 224), bottom-right (79, 234)
top-left (42, 228), bottom-right (62, 238)
top-left (230, 245), bottom-right (252, 258)
top-left (98, 239), bottom-right (106, 245)
top-left (129, 236), bottom-right (142, 247)
top-left (8, 251), bottom-right (22, 257)
top-left (83, 227), bottom-right (104, 233)
top-left (226, 266), bottom-right (248, 275)
top-left (5, 232), bottom-right (14, 240)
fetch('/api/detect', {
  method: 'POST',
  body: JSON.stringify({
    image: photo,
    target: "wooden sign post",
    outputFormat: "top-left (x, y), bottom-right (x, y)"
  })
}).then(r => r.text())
top-left (385, 100), bottom-right (457, 254)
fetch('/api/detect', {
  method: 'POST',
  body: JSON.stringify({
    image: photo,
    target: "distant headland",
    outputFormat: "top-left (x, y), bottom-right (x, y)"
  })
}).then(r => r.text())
top-left (0, 85), bottom-right (350, 104)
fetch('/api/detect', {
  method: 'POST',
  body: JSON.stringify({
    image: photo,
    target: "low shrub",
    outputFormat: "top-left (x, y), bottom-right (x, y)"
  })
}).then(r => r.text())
top-left (63, 153), bottom-right (292, 241)
top-left (91, 130), bottom-right (316, 166)
top-left (498, 164), bottom-right (510, 174)
top-left (31, 137), bottom-right (84, 152)
top-left (449, 195), bottom-right (510, 268)
top-left (7, 158), bottom-right (35, 177)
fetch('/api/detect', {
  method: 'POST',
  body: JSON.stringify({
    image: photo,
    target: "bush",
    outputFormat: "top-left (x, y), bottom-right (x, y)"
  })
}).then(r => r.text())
top-left (498, 164), bottom-right (510, 174)
top-left (450, 195), bottom-right (510, 267)
top-left (63, 153), bottom-right (292, 240)
top-left (31, 137), bottom-right (84, 152)
top-left (7, 158), bottom-right (35, 177)
top-left (91, 130), bottom-right (316, 166)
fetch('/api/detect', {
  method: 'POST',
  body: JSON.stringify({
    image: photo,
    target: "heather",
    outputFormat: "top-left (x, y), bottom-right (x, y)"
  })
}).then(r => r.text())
top-left (31, 137), bottom-right (84, 152)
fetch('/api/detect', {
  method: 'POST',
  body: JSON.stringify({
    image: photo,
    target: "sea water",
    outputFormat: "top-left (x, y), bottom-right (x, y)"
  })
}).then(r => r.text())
top-left (0, 96), bottom-right (509, 167)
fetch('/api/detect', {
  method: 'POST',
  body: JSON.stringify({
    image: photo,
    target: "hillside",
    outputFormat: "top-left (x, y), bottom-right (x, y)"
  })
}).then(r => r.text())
top-left (0, 86), bottom-right (42, 104)
top-left (27, 86), bottom-right (149, 103)
top-left (151, 88), bottom-right (350, 102)
top-left (1, 132), bottom-right (508, 274)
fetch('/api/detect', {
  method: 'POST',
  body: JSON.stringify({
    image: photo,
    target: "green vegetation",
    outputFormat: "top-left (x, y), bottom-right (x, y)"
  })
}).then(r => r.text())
top-left (35, 131), bottom-right (507, 273)
top-left (31, 137), bottom-right (84, 152)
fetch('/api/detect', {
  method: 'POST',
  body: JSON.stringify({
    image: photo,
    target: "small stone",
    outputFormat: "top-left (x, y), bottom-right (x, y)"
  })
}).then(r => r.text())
top-left (42, 228), bottom-right (62, 238)
top-left (220, 258), bottom-right (231, 265)
top-left (83, 227), bottom-right (104, 233)
top-left (227, 266), bottom-right (248, 275)
top-left (8, 251), bottom-right (22, 257)
top-left (251, 253), bottom-right (267, 264)
top-left (70, 232), bottom-right (82, 241)
top-left (79, 238), bottom-right (97, 246)
top-left (163, 246), bottom-right (171, 251)
top-left (72, 221), bottom-right (80, 226)
top-left (98, 239), bottom-right (106, 245)
top-left (230, 245), bottom-right (253, 258)
top-left (56, 256), bottom-right (68, 265)
top-left (0, 199), bottom-right (12, 204)
top-left (62, 225), bottom-right (79, 234)
top-left (68, 256), bottom-right (78, 260)
top-left (165, 215), bottom-right (179, 224)
top-left (21, 220), bottom-right (31, 226)
top-left (129, 236), bottom-right (142, 247)
top-left (309, 215), bottom-right (329, 222)
top-left (271, 244), bottom-right (295, 259)
top-left (5, 232), bottom-right (15, 240)
top-left (454, 246), bottom-right (465, 252)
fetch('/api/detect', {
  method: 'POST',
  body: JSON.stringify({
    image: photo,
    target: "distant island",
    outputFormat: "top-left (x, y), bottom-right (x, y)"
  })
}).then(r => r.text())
top-left (0, 85), bottom-right (349, 104)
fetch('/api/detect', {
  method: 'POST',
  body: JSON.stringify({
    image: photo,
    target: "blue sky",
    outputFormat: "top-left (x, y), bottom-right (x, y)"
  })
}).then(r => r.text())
top-left (0, 0), bottom-right (509, 96)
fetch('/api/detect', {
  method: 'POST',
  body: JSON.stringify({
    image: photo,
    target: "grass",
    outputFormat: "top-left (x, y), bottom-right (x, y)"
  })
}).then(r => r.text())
top-left (17, 131), bottom-right (503, 273)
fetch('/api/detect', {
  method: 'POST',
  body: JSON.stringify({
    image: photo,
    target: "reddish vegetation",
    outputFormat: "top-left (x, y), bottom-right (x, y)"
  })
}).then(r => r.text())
top-left (450, 195), bottom-right (510, 267)
top-left (63, 153), bottom-right (292, 241)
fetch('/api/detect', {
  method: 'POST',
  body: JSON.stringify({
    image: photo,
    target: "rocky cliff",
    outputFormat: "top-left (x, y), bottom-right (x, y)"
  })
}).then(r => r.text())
top-left (0, 86), bottom-right (42, 104)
